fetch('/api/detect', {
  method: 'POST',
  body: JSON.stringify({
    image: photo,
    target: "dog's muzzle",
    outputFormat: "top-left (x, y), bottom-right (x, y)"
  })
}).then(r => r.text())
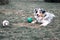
top-left (37, 14), bottom-right (40, 17)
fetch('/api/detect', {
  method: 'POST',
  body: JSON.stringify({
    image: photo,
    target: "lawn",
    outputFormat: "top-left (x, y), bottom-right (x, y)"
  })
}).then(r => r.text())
top-left (0, 0), bottom-right (60, 40)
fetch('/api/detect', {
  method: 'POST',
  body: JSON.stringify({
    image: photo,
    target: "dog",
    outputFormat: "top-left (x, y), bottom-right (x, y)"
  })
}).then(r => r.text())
top-left (2, 20), bottom-right (9, 27)
top-left (31, 8), bottom-right (55, 26)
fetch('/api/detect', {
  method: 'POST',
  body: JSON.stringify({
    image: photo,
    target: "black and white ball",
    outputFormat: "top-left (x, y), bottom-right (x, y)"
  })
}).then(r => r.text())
top-left (2, 20), bottom-right (9, 27)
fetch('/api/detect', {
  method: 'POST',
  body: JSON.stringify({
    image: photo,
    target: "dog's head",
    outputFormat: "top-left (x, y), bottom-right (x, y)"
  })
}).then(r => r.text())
top-left (34, 8), bottom-right (46, 17)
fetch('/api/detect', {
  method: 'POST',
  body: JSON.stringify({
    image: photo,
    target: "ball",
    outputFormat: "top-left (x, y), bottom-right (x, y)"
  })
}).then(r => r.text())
top-left (2, 20), bottom-right (9, 27)
top-left (27, 17), bottom-right (33, 23)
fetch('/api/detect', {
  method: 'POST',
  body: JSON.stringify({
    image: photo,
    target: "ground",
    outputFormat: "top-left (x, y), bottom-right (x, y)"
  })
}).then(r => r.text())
top-left (0, 0), bottom-right (60, 40)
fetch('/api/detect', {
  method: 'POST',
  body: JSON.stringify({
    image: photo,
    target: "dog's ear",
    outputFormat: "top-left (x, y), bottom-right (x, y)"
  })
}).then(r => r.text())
top-left (40, 9), bottom-right (46, 14)
top-left (42, 10), bottom-right (46, 13)
top-left (34, 8), bottom-right (38, 13)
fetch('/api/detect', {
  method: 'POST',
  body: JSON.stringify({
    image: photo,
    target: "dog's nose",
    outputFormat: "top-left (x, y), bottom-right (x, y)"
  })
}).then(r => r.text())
top-left (37, 14), bottom-right (40, 17)
top-left (37, 14), bottom-right (38, 16)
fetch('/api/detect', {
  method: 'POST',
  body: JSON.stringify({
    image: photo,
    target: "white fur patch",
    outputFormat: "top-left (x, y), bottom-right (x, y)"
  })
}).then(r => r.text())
top-left (33, 8), bottom-right (55, 26)
top-left (2, 20), bottom-right (9, 26)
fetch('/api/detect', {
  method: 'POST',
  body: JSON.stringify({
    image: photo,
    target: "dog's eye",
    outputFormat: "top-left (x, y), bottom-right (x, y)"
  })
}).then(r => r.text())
top-left (35, 10), bottom-right (38, 13)
top-left (34, 9), bottom-right (38, 13)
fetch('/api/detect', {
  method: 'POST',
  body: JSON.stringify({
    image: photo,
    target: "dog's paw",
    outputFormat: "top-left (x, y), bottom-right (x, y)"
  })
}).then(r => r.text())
top-left (40, 24), bottom-right (47, 27)
top-left (31, 20), bottom-right (37, 24)
top-left (40, 25), bottom-right (43, 27)
top-left (31, 21), bottom-right (35, 24)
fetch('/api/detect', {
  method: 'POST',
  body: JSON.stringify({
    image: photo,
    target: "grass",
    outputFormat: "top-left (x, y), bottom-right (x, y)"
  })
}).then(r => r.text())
top-left (0, 0), bottom-right (60, 40)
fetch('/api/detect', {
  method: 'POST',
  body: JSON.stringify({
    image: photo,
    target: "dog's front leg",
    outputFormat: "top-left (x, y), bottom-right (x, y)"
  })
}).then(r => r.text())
top-left (31, 20), bottom-right (37, 24)
top-left (40, 22), bottom-right (49, 27)
top-left (40, 24), bottom-right (46, 27)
